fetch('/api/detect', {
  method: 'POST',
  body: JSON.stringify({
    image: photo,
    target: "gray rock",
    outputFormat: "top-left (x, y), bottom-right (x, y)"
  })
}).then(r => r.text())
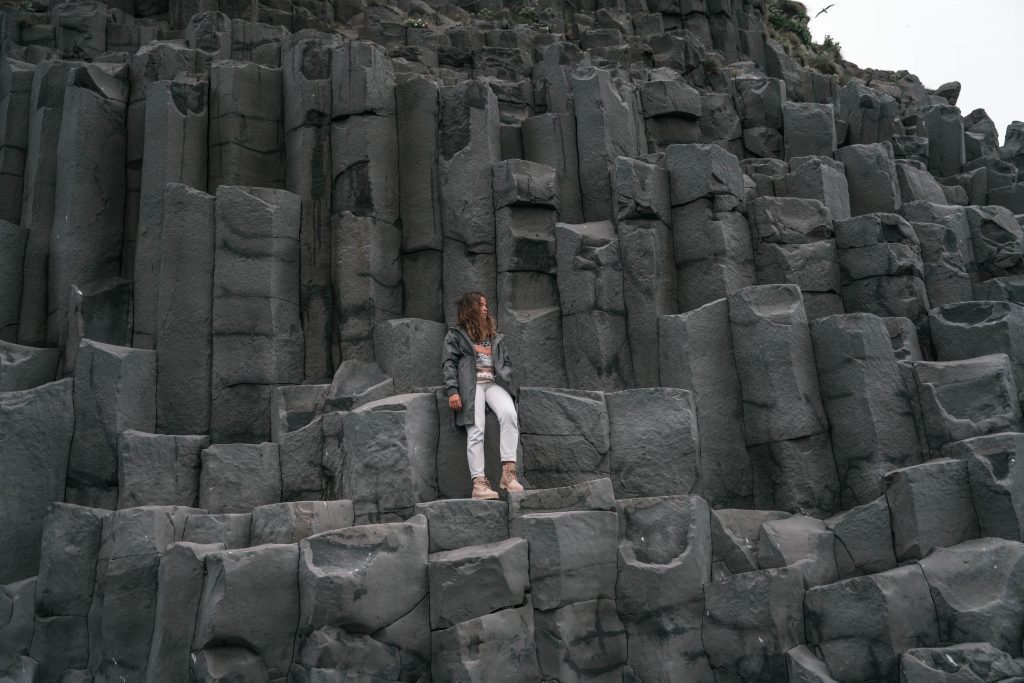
top-left (198, 443), bottom-right (282, 514)
top-left (659, 299), bottom-right (753, 507)
top-left (711, 508), bottom-right (791, 575)
top-left (0, 340), bottom-right (58, 392)
top-left (748, 196), bottom-right (832, 246)
top-left (211, 186), bottom-right (303, 444)
top-left (757, 515), bottom-right (838, 588)
top-left (496, 288), bottom-right (567, 389)
top-left (990, 182), bottom-right (1024, 215)
top-left (775, 160), bottom-right (851, 222)
top-left (910, 220), bottom-right (974, 307)
top-left (194, 543), bottom-right (300, 678)
top-left (67, 340), bottom-right (155, 506)
top-left (966, 205), bottom-right (1024, 278)
top-left (298, 516), bottom-right (428, 634)
top-left (48, 64), bottom-right (128, 345)
top-left (492, 158), bottom-right (557, 210)
top-left (881, 316), bottom-right (924, 361)
top-left (0, 221), bottom-right (27, 342)
top-left (413, 499), bottom-right (508, 553)
top-left (571, 66), bottom-right (642, 221)
top-left (884, 458), bottom-right (979, 561)
top-left (510, 511), bottom-right (617, 610)
top-left (616, 213), bottom-right (676, 373)
top-left (518, 387), bottom-right (610, 489)
top-left (373, 318), bottom-right (446, 392)
top-left (671, 198), bottom-right (756, 312)
top-left (250, 500), bottom-right (354, 544)
top-left (918, 538), bottom-right (1024, 656)
top-left (974, 275), bottom-right (1024, 304)
top-left (613, 155), bottom-right (671, 223)
top-left (665, 143), bottom-right (745, 207)
top-left (617, 495), bottom-right (713, 680)
top-left (534, 599), bottom-right (626, 682)
top-left (396, 75), bottom-right (442, 263)
top-left (0, 58), bottom-right (33, 226)
top-left (428, 538), bottom-right (528, 629)
top-left (507, 477), bottom-right (616, 519)
top-left (729, 284), bottom-right (827, 445)
top-left (921, 104), bottom-right (966, 178)
top-left (331, 112), bottom-right (399, 224)
top-left (907, 354), bottom-right (1023, 455)
top-left (897, 160), bottom-right (949, 204)
top-left (836, 142), bottom-right (901, 216)
top-left (786, 645), bottom-right (838, 683)
top-left (324, 358), bottom-right (394, 412)
top-left (292, 625), bottom-right (401, 680)
top-left (947, 433), bottom-right (1024, 541)
top-left (606, 387), bottom-right (698, 498)
top-left (749, 431), bottom-right (840, 518)
top-left (132, 76), bottom-right (209, 353)
top-left (901, 642), bottom-right (1024, 682)
top-left (931, 301), bottom-right (1024, 392)
top-left (279, 415), bottom-right (325, 501)
top-left (190, 646), bottom-right (270, 682)
top-left (283, 33), bottom-right (339, 381)
top-left (145, 543), bottom-right (224, 682)
top-left (181, 513), bottom-right (251, 549)
top-left (28, 615), bottom-right (89, 681)
top-left (0, 577), bottom-right (35, 670)
top-left (811, 313), bottom-right (920, 507)
top-left (117, 431), bottom-right (208, 509)
top-left (35, 503), bottom-right (108, 616)
top-left (154, 184), bottom-right (216, 436)
top-left (431, 604), bottom-right (540, 681)
top-left (331, 212), bottom-right (402, 362)
top-left (804, 564), bottom-right (938, 681)
top-left (836, 82), bottom-right (898, 146)
top-left (732, 75), bottom-right (784, 130)
top-left (782, 102), bottom-right (835, 160)
top-left (523, 112), bottom-right (584, 223)
top-left (331, 40), bottom-right (395, 117)
top-left (703, 567), bottom-right (805, 681)
top-left (60, 277), bottom-right (133, 375)
top-left (341, 393), bottom-right (438, 524)
top-left (208, 61), bottom-right (284, 191)
top-left (699, 92), bottom-right (742, 148)
top-left (825, 496), bottom-right (897, 578)
top-left (16, 61), bottom-right (74, 347)
top-left (0, 379), bottom-right (74, 583)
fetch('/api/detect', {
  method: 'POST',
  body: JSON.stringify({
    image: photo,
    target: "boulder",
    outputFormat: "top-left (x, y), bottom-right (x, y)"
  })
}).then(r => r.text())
top-left (431, 604), bottom-right (540, 681)
top-left (413, 499), bottom-right (508, 553)
top-left (825, 496), bottom-right (897, 578)
top-left (518, 387), bottom-right (610, 489)
top-left (428, 538), bottom-right (529, 629)
top-left (757, 515), bottom-right (838, 588)
top-left (117, 431), bottom-right (208, 509)
top-left (198, 443), bottom-right (282, 514)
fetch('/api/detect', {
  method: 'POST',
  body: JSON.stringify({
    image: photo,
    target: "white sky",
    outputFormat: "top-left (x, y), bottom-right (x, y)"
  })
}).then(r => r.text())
top-left (799, 0), bottom-right (1024, 146)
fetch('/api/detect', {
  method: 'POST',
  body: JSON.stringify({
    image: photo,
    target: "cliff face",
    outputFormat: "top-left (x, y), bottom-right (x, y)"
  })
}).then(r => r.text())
top-left (2, 0), bottom-right (1024, 679)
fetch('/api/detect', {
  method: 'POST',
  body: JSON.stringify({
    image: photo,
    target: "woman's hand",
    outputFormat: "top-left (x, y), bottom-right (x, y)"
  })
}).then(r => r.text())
top-left (449, 394), bottom-right (462, 411)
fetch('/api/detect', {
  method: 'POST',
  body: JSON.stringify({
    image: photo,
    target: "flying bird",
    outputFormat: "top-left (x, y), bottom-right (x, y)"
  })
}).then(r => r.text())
top-left (815, 3), bottom-right (835, 17)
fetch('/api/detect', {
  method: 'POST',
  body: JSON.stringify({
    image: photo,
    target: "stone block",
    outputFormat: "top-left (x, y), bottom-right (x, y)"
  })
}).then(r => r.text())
top-left (28, 615), bottom-right (88, 681)
top-left (396, 75), bottom-right (442, 253)
top-left (507, 478), bottom-right (616, 520)
top-left (910, 221), bottom-right (973, 307)
top-left (782, 101), bottom-right (835, 160)
top-left (0, 577), bottom-right (35, 670)
top-left (292, 626), bottom-right (402, 681)
top-left (918, 538), bottom-right (1024, 656)
top-left (341, 394), bottom-right (438, 523)
top-left (825, 496), bottom-right (897, 578)
top-left (804, 564), bottom-right (938, 681)
top-left (208, 61), bottom-right (284, 191)
top-left (0, 221), bottom-right (26, 342)
top-left (495, 206), bottom-right (557, 272)
top-left (413, 499), bottom-right (508, 553)
top-left (703, 567), bottom-right (804, 681)
top-left (198, 443), bottom-right (281, 514)
top-left (523, 112), bottom-right (584, 223)
top-left (749, 432), bottom-right (840, 518)
top-left (331, 40), bottom-right (395, 117)
top-left (616, 495), bottom-right (713, 680)
top-left (908, 354), bottom-right (1023, 454)
top-left (921, 104), bottom-right (966, 178)
top-left (0, 379), bottom-right (75, 583)
top-left (948, 433), bottom-right (1024, 541)
top-left (897, 161), bottom-right (948, 204)
top-left (671, 199), bottom-right (756, 312)
top-left (757, 515), bottom-right (838, 588)
top-left (492, 159), bottom-right (557, 210)
top-left (881, 316), bottom-right (923, 361)
top-left (659, 300), bottom-right (753, 507)
top-left (117, 431), bottom-right (207, 509)
top-left (711, 508), bottom-right (790, 575)
top-left (431, 604), bottom-right (540, 681)
top-left (901, 642), bottom-right (1024, 682)
top-left (836, 82), bottom-right (898, 146)
top-left (884, 458), bottom-right (979, 561)
top-left (324, 359), bottom-right (394, 413)
top-left (373, 318), bottom-right (446, 393)
top-left (612, 156), bottom-right (670, 224)
top-left (729, 284), bottom-right (827, 445)
top-left (279, 415), bottom-right (325, 501)
top-left (0, 340), bottom-right (58, 392)
top-left (640, 78), bottom-right (701, 119)
top-left (181, 513), bottom-right (251, 549)
top-left (776, 156), bottom-right (851, 222)
top-left (35, 503), bottom-right (108, 616)
top-left (534, 599), bottom-right (626, 682)
top-left (665, 143), bottom-right (745, 207)
top-left (509, 511), bottom-right (617, 611)
top-left (967, 205), bottom-right (1024, 278)
top-left (194, 544), bottom-right (299, 678)
top-left (931, 301), bottom-right (1024, 389)
top-left (190, 646), bottom-right (269, 681)
top-left (250, 501), bottom-right (354, 545)
top-left (428, 538), bottom-right (528, 629)
top-left (518, 387), bottom-right (609, 489)
top-left (605, 388), bottom-right (698, 498)
top-left (330, 113), bottom-right (400, 224)
top-left (298, 516), bottom-right (427, 635)
top-left (836, 142), bottom-right (901, 216)
top-left (155, 184), bottom-right (216, 436)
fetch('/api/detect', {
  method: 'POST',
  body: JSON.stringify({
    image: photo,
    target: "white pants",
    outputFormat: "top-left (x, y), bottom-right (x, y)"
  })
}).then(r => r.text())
top-left (466, 381), bottom-right (519, 479)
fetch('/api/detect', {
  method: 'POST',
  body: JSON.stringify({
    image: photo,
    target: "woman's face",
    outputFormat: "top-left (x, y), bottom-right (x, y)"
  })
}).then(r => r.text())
top-left (479, 296), bottom-right (489, 319)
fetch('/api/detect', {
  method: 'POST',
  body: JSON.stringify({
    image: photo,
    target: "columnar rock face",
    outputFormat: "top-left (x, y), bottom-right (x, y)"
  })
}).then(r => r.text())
top-left (6, 0), bottom-right (1024, 677)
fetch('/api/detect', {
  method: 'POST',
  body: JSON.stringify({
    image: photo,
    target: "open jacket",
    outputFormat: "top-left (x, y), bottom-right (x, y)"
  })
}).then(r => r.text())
top-left (441, 327), bottom-right (516, 428)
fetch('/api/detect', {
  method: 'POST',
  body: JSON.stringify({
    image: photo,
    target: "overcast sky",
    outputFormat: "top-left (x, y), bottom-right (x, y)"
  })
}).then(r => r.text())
top-left (799, 0), bottom-right (1023, 146)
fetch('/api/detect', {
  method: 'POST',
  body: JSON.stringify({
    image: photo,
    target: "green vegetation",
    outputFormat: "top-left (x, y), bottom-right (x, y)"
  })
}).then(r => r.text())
top-left (767, 0), bottom-right (812, 46)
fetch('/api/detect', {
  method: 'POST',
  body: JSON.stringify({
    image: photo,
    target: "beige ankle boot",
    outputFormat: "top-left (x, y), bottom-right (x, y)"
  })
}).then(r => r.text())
top-left (472, 476), bottom-right (499, 500)
top-left (500, 462), bottom-right (524, 493)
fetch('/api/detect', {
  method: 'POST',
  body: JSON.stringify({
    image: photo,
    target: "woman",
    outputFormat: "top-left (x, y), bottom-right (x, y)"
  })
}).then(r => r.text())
top-left (441, 292), bottom-right (524, 500)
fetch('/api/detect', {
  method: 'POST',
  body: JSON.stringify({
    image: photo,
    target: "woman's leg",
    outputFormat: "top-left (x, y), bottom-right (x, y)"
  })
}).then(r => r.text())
top-left (482, 382), bottom-right (519, 463)
top-left (465, 382), bottom-right (487, 479)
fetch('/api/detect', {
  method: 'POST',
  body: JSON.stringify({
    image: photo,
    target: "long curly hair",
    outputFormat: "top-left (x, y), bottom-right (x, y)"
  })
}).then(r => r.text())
top-left (456, 291), bottom-right (496, 343)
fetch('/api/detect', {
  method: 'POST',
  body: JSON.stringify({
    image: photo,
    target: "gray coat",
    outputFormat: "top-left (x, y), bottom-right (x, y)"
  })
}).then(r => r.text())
top-left (441, 327), bottom-right (516, 428)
